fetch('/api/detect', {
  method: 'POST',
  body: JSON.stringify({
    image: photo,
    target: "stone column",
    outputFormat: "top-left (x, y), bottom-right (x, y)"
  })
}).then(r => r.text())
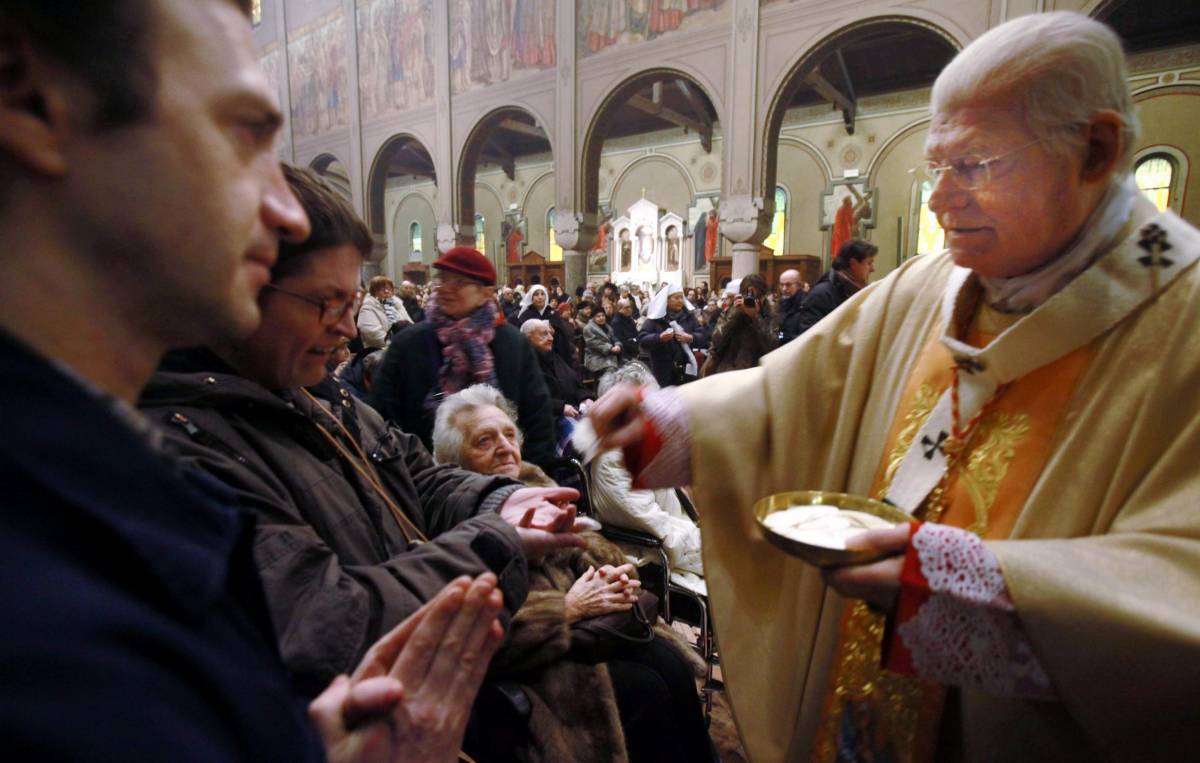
top-left (717, 0), bottom-right (771, 280)
top-left (554, 211), bottom-right (598, 295)
top-left (720, 195), bottom-right (772, 279)
top-left (550, 0), bottom-right (591, 294)
top-left (430, 0), bottom-right (462, 254)
top-left (271, 0), bottom-right (295, 163)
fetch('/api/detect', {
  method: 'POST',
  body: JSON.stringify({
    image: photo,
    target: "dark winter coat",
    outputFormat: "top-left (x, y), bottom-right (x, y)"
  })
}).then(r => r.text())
top-left (0, 332), bottom-right (323, 760)
top-left (401, 294), bottom-right (425, 324)
top-left (637, 310), bottom-right (710, 387)
top-left (536, 346), bottom-right (591, 416)
top-left (368, 320), bottom-right (557, 469)
top-left (611, 312), bottom-right (639, 358)
top-left (140, 349), bottom-right (530, 696)
top-left (701, 308), bottom-right (777, 377)
top-left (796, 269), bottom-right (862, 336)
top-left (777, 292), bottom-right (806, 345)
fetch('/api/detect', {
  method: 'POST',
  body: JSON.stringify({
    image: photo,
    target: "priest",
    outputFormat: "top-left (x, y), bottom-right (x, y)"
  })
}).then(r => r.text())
top-left (587, 12), bottom-right (1200, 762)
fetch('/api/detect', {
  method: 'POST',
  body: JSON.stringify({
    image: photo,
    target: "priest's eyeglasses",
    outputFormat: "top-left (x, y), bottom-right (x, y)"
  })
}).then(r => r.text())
top-left (262, 284), bottom-right (364, 326)
top-left (919, 140), bottom-right (1041, 190)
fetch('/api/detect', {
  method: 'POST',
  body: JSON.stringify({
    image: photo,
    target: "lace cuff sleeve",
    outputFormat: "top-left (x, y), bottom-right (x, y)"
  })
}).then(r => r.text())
top-left (884, 523), bottom-right (1055, 699)
top-left (622, 386), bottom-right (692, 489)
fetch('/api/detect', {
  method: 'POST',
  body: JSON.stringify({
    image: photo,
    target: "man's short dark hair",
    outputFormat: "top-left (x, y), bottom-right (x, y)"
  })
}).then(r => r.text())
top-left (275, 164), bottom-right (372, 282)
top-left (833, 240), bottom-right (878, 271)
top-left (2, 0), bottom-right (252, 129)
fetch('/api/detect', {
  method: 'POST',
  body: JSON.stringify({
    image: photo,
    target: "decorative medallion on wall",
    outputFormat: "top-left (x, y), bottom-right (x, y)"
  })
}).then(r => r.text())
top-left (700, 161), bottom-right (718, 183)
top-left (507, 188), bottom-right (519, 204)
top-left (840, 144), bottom-right (862, 169)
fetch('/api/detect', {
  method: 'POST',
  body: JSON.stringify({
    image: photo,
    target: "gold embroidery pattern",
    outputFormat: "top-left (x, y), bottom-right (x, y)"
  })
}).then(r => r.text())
top-left (811, 603), bottom-right (937, 763)
top-left (879, 383), bottom-right (942, 497)
top-left (814, 394), bottom-right (1030, 763)
top-left (958, 411), bottom-right (1030, 536)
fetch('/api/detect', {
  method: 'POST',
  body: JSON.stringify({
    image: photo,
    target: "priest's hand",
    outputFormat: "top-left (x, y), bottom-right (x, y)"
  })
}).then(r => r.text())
top-left (588, 382), bottom-right (645, 450)
top-left (821, 524), bottom-right (910, 612)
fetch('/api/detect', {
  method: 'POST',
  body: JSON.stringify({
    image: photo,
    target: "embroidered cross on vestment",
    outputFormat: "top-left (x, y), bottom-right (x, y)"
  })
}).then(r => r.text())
top-left (921, 430), bottom-right (949, 460)
top-left (1138, 223), bottom-right (1174, 291)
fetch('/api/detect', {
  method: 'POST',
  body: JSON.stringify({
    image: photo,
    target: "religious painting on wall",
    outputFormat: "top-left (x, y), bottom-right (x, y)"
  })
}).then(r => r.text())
top-left (588, 208), bottom-right (614, 274)
top-left (501, 214), bottom-right (527, 264)
top-left (687, 195), bottom-right (719, 271)
top-left (578, 0), bottom-right (729, 58)
top-left (450, 0), bottom-right (557, 95)
top-left (357, 0), bottom-right (435, 121)
top-left (664, 225), bottom-right (681, 271)
top-left (288, 10), bottom-right (351, 139)
top-left (821, 178), bottom-right (875, 260)
top-left (619, 229), bottom-right (632, 271)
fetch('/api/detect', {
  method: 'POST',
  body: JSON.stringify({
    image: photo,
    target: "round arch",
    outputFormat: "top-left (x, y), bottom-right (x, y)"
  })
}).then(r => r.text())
top-left (391, 192), bottom-right (437, 268)
top-left (607, 154), bottom-right (696, 216)
top-left (580, 68), bottom-right (724, 218)
top-left (760, 16), bottom-right (962, 204)
top-left (365, 133), bottom-right (436, 237)
top-left (456, 105), bottom-right (554, 237)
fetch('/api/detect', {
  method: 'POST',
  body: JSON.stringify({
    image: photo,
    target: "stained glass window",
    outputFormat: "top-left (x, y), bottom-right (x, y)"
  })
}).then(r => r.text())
top-left (915, 181), bottom-right (945, 257)
top-left (474, 214), bottom-right (486, 254)
top-left (548, 208), bottom-right (563, 262)
top-left (409, 221), bottom-right (422, 262)
top-left (763, 186), bottom-right (788, 255)
top-left (1135, 155), bottom-right (1174, 212)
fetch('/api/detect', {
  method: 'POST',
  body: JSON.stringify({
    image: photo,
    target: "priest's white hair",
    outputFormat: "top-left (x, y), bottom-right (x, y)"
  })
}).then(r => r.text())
top-left (931, 11), bottom-right (1139, 171)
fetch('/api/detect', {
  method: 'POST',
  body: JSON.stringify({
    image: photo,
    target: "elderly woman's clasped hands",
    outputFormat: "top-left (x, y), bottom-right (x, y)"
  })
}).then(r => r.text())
top-left (564, 563), bottom-right (642, 622)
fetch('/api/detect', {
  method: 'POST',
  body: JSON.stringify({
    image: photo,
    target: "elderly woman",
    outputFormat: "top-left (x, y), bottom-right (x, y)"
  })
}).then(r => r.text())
top-left (583, 308), bottom-right (622, 378)
top-left (357, 275), bottom-right (412, 349)
top-left (522, 318), bottom-right (591, 420)
top-left (587, 363), bottom-right (705, 595)
top-left (516, 283), bottom-right (574, 363)
top-left (433, 386), bottom-right (716, 763)
top-left (637, 284), bottom-right (709, 387)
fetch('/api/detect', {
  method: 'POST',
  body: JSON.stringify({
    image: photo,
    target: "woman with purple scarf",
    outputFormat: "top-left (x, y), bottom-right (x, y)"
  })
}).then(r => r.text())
top-left (369, 247), bottom-right (557, 469)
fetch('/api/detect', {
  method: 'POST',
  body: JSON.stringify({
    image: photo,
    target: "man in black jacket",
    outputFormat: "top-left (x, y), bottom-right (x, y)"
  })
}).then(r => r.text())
top-left (796, 239), bottom-right (877, 336)
top-left (776, 268), bottom-right (808, 345)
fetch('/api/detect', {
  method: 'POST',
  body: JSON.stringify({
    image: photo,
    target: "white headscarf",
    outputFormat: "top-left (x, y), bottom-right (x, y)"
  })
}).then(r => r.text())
top-left (520, 284), bottom-right (550, 312)
top-left (644, 284), bottom-right (695, 320)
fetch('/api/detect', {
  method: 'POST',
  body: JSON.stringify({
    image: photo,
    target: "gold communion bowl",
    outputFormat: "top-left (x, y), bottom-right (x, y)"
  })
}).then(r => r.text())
top-left (753, 490), bottom-right (912, 567)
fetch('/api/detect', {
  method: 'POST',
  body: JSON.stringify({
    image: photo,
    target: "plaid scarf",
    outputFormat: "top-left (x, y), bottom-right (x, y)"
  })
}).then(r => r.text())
top-left (427, 293), bottom-right (499, 396)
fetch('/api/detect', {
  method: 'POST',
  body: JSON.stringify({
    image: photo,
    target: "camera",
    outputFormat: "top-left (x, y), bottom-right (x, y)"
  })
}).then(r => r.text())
top-left (743, 295), bottom-right (756, 308)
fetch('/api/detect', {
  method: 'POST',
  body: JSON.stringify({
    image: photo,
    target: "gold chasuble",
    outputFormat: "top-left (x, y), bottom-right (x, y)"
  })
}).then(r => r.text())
top-left (678, 202), bottom-right (1200, 762)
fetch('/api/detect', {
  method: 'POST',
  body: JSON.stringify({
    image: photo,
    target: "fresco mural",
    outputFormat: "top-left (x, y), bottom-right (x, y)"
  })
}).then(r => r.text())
top-left (288, 10), bottom-right (351, 139)
top-left (450, 0), bottom-right (557, 94)
top-left (357, 0), bottom-right (435, 120)
top-left (578, 0), bottom-right (728, 57)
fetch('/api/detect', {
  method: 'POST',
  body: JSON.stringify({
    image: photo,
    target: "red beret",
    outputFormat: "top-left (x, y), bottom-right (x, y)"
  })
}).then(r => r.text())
top-left (432, 246), bottom-right (496, 286)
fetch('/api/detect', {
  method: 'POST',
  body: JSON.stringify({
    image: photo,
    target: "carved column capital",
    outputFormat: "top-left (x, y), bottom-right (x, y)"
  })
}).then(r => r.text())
top-left (719, 194), bottom-right (771, 245)
top-left (553, 209), bottom-right (598, 253)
